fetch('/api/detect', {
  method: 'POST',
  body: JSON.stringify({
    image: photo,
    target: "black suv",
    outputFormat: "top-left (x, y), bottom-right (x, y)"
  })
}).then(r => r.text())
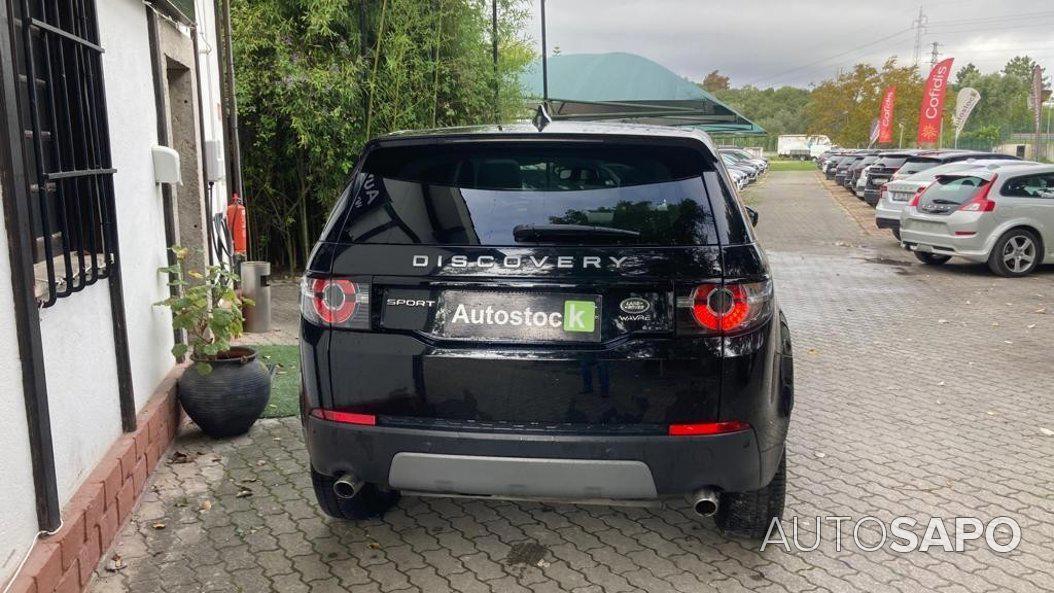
top-left (861, 151), bottom-right (919, 205)
top-left (299, 122), bottom-right (793, 538)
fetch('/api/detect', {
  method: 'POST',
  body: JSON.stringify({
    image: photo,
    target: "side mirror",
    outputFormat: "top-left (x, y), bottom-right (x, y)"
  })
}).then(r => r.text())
top-left (746, 206), bottom-right (759, 227)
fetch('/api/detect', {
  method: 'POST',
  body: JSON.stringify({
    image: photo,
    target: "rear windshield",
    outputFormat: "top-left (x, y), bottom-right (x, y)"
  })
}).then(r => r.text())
top-left (873, 156), bottom-right (910, 169)
top-left (897, 158), bottom-right (939, 176)
top-left (922, 175), bottom-right (987, 206)
top-left (340, 142), bottom-right (720, 246)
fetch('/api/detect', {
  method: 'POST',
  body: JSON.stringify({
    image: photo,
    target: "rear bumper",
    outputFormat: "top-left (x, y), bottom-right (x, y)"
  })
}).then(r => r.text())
top-left (875, 217), bottom-right (900, 230)
top-left (874, 198), bottom-right (903, 224)
top-left (304, 417), bottom-right (770, 498)
top-left (899, 213), bottom-right (991, 262)
top-left (863, 187), bottom-right (882, 206)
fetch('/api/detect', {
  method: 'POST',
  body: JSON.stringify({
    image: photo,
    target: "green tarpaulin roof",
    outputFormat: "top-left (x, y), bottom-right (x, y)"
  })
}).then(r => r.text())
top-left (520, 52), bottom-right (764, 134)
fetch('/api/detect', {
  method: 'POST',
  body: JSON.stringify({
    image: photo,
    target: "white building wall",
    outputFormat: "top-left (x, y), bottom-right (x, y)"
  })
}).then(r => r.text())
top-left (34, 0), bottom-right (175, 506)
top-left (38, 283), bottom-right (123, 502)
top-left (0, 187), bottom-right (44, 585)
top-left (2, 0), bottom-right (218, 582)
top-left (100, 0), bottom-right (175, 411)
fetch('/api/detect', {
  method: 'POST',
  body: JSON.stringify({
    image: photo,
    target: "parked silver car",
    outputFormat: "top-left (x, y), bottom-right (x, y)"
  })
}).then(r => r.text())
top-left (900, 164), bottom-right (1054, 276)
top-left (876, 159), bottom-right (1028, 239)
top-left (720, 147), bottom-right (768, 172)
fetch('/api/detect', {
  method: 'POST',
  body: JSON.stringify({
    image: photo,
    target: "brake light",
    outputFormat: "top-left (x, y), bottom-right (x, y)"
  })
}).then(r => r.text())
top-left (669, 420), bottom-right (750, 436)
top-left (301, 277), bottom-right (371, 328)
top-left (310, 409), bottom-right (376, 425)
top-left (958, 175), bottom-right (998, 212)
top-left (682, 280), bottom-right (772, 335)
top-left (909, 186), bottom-right (927, 207)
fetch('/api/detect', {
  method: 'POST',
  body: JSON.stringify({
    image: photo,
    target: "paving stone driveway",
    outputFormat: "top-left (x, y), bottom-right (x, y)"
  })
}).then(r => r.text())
top-left (91, 171), bottom-right (1054, 593)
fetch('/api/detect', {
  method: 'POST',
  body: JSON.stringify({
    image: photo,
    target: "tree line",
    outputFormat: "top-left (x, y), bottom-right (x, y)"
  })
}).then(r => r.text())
top-left (231, 0), bottom-right (534, 272)
top-left (701, 56), bottom-right (1050, 150)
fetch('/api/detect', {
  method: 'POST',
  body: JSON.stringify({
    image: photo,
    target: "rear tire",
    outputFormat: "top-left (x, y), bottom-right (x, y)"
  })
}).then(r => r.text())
top-left (914, 252), bottom-right (951, 266)
top-left (311, 469), bottom-right (400, 520)
top-left (987, 229), bottom-right (1041, 277)
top-left (714, 453), bottom-right (786, 539)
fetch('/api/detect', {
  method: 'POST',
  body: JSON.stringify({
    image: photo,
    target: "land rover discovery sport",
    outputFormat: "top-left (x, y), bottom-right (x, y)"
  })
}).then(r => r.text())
top-left (299, 122), bottom-right (794, 538)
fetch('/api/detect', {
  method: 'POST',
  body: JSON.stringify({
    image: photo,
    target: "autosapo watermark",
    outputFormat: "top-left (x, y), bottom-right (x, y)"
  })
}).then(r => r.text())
top-left (761, 516), bottom-right (1021, 553)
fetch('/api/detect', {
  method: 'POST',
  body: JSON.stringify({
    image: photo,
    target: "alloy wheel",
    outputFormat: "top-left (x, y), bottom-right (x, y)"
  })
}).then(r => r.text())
top-left (1002, 235), bottom-right (1036, 274)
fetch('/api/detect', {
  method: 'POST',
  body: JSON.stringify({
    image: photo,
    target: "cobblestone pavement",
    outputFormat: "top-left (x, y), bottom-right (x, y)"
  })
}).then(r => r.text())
top-left (91, 171), bottom-right (1054, 593)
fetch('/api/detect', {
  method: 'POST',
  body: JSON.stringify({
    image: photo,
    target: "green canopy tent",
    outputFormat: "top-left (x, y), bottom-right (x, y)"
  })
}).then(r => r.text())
top-left (519, 52), bottom-right (765, 134)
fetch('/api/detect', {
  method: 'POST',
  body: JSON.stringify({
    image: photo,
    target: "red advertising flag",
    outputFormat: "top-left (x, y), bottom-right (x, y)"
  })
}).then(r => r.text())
top-left (878, 86), bottom-right (896, 144)
top-left (917, 58), bottom-right (954, 145)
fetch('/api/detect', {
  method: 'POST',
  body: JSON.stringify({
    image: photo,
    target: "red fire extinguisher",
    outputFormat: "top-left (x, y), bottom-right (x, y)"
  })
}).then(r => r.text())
top-left (226, 193), bottom-right (247, 256)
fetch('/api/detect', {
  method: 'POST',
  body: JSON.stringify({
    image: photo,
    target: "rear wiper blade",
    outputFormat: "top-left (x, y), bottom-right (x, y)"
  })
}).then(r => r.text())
top-left (512, 224), bottom-right (640, 243)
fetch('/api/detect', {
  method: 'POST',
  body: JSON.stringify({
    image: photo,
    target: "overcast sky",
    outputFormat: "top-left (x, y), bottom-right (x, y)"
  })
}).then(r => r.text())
top-left (525, 0), bottom-right (1054, 88)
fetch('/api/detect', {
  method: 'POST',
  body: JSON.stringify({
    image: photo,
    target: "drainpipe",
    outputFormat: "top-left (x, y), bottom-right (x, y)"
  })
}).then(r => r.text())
top-left (190, 22), bottom-right (216, 266)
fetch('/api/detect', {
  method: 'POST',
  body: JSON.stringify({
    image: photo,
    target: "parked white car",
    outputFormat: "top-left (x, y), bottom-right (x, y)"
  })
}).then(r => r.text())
top-left (900, 163), bottom-right (1054, 276)
top-left (729, 168), bottom-right (748, 190)
top-left (876, 159), bottom-right (1029, 239)
top-left (777, 134), bottom-right (831, 160)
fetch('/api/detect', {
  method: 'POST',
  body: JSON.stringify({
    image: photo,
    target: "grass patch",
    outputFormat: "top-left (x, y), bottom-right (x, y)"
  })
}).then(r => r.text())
top-left (767, 160), bottom-right (817, 171)
top-left (254, 344), bottom-right (300, 418)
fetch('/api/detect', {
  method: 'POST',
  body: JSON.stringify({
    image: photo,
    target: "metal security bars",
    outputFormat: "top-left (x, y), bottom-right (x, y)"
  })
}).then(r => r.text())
top-left (13, 0), bottom-right (118, 307)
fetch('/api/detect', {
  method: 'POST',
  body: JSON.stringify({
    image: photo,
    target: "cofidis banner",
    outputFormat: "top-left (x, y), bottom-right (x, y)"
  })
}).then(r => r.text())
top-left (917, 58), bottom-right (954, 145)
top-left (878, 86), bottom-right (896, 144)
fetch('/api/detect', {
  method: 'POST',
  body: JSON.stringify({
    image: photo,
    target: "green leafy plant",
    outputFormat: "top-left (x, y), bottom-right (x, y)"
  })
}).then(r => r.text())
top-left (155, 247), bottom-right (253, 374)
top-left (231, 0), bottom-right (535, 272)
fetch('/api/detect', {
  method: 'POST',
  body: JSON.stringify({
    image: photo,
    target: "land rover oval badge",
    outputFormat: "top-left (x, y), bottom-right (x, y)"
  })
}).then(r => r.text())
top-left (619, 297), bottom-right (651, 314)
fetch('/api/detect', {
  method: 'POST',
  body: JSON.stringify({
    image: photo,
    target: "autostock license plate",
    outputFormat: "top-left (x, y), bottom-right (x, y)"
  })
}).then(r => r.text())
top-left (432, 291), bottom-right (602, 343)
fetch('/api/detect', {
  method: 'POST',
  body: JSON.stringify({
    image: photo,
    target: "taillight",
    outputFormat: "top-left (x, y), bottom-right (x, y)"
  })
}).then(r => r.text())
top-left (310, 409), bottom-right (376, 425)
top-left (669, 420), bottom-right (750, 436)
top-left (680, 280), bottom-right (772, 335)
top-left (958, 175), bottom-right (998, 212)
top-left (909, 187), bottom-right (926, 207)
top-left (300, 276), bottom-right (371, 329)
top-left (879, 184), bottom-right (888, 200)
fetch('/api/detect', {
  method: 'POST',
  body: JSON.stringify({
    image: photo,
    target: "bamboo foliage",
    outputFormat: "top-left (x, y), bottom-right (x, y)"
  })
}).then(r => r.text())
top-left (231, 0), bottom-right (534, 271)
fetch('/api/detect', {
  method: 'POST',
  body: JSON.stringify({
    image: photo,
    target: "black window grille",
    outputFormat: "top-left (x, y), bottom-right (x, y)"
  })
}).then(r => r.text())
top-left (12, 0), bottom-right (118, 307)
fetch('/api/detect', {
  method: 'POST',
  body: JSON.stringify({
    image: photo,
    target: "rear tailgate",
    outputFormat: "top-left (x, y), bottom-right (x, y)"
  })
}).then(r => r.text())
top-left (316, 243), bottom-right (723, 427)
top-left (312, 138), bottom-right (730, 429)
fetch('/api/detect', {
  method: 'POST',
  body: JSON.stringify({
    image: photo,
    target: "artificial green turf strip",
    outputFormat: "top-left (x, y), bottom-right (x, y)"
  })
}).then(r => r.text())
top-left (254, 344), bottom-right (301, 418)
top-left (766, 160), bottom-right (818, 171)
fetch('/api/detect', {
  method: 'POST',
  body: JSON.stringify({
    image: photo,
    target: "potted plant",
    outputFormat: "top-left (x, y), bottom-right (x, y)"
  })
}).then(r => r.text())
top-left (156, 247), bottom-right (270, 438)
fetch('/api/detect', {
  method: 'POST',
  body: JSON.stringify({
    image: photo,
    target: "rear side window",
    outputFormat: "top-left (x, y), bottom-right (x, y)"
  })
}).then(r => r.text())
top-left (898, 159), bottom-right (939, 176)
top-left (340, 142), bottom-right (721, 246)
top-left (1001, 174), bottom-right (1054, 198)
top-left (874, 156), bottom-right (910, 170)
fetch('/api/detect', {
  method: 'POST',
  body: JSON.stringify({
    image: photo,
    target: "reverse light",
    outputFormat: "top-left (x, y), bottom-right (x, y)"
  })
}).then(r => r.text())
top-left (310, 409), bottom-right (377, 425)
top-left (669, 420), bottom-right (750, 436)
top-left (958, 174), bottom-right (998, 212)
top-left (683, 280), bottom-right (773, 335)
top-left (300, 277), bottom-right (371, 328)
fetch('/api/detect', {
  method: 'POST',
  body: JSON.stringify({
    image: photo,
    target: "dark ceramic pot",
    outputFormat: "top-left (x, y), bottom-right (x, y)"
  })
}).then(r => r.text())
top-left (178, 346), bottom-right (271, 438)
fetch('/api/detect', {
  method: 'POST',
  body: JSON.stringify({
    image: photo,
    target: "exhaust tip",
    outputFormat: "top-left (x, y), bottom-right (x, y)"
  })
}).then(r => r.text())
top-left (333, 474), bottom-right (364, 499)
top-left (688, 488), bottom-right (719, 517)
top-left (694, 498), bottom-right (718, 517)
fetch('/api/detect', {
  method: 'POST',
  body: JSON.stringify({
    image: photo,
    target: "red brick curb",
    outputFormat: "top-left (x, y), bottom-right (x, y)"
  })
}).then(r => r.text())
top-left (7, 365), bottom-right (186, 593)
